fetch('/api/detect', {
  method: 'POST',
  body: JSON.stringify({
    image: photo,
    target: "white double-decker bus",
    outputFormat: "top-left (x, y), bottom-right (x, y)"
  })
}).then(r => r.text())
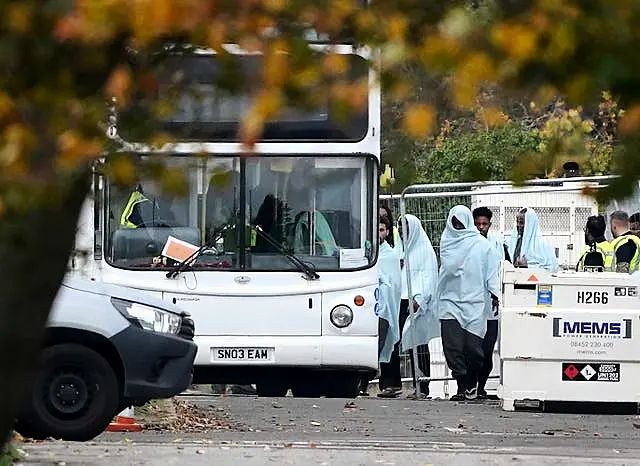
top-left (72, 38), bottom-right (380, 398)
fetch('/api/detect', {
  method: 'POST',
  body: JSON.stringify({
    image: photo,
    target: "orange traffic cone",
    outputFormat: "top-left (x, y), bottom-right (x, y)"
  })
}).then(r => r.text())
top-left (106, 406), bottom-right (142, 432)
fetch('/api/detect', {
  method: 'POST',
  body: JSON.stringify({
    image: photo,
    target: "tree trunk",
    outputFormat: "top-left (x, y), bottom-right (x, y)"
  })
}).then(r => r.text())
top-left (0, 169), bottom-right (91, 448)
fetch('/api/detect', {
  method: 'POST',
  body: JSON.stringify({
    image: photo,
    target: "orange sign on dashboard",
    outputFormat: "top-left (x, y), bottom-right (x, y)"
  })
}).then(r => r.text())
top-left (162, 236), bottom-right (199, 263)
top-left (527, 274), bottom-right (538, 282)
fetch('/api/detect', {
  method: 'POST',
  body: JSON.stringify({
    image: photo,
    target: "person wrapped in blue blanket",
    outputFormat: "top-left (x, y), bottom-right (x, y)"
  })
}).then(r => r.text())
top-left (438, 205), bottom-right (500, 401)
top-left (508, 207), bottom-right (558, 271)
top-left (358, 215), bottom-right (402, 396)
top-left (378, 214), bottom-right (438, 399)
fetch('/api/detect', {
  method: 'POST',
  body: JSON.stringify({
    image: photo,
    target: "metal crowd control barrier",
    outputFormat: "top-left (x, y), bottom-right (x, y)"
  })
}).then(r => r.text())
top-left (376, 176), bottom-right (612, 399)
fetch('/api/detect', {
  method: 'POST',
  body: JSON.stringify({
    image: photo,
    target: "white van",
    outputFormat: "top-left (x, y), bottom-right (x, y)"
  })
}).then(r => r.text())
top-left (14, 278), bottom-right (196, 441)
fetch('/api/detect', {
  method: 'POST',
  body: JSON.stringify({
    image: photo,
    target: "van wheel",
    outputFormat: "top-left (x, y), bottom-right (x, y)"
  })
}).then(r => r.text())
top-left (325, 372), bottom-right (360, 399)
top-left (15, 344), bottom-right (119, 441)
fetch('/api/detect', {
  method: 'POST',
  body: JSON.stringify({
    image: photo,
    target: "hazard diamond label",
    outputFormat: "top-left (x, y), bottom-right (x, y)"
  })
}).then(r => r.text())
top-left (562, 362), bottom-right (620, 382)
top-left (580, 365), bottom-right (596, 380)
top-left (563, 364), bottom-right (579, 379)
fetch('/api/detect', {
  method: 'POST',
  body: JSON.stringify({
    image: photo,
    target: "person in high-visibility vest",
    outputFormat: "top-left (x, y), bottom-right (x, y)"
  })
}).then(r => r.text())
top-left (576, 215), bottom-right (614, 271)
top-left (120, 186), bottom-right (153, 229)
top-left (630, 212), bottom-right (640, 238)
top-left (120, 184), bottom-right (178, 229)
top-left (609, 211), bottom-right (640, 273)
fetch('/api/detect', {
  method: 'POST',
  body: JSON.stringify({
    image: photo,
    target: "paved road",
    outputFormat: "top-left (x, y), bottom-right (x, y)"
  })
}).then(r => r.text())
top-left (17, 441), bottom-right (640, 465)
top-left (18, 395), bottom-right (640, 464)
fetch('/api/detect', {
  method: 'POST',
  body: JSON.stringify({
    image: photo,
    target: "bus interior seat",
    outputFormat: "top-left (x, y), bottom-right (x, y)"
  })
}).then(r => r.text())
top-left (319, 210), bottom-right (351, 247)
top-left (111, 227), bottom-right (201, 261)
top-left (287, 211), bottom-right (311, 251)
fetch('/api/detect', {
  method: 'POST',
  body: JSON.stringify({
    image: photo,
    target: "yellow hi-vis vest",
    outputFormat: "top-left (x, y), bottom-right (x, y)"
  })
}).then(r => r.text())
top-left (576, 241), bottom-right (614, 271)
top-left (120, 191), bottom-right (151, 229)
top-left (222, 224), bottom-right (257, 249)
top-left (610, 234), bottom-right (640, 272)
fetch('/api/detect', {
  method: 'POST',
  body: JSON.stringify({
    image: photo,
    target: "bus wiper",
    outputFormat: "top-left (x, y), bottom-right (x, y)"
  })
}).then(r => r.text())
top-left (166, 224), bottom-right (231, 279)
top-left (250, 224), bottom-right (320, 281)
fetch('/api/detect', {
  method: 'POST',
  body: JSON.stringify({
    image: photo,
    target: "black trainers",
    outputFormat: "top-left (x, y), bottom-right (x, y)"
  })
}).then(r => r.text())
top-left (211, 384), bottom-right (227, 394)
top-left (406, 390), bottom-right (428, 400)
top-left (450, 392), bottom-right (466, 401)
top-left (229, 384), bottom-right (257, 395)
top-left (464, 387), bottom-right (478, 400)
top-left (476, 388), bottom-right (488, 400)
top-left (377, 387), bottom-right (401, 398)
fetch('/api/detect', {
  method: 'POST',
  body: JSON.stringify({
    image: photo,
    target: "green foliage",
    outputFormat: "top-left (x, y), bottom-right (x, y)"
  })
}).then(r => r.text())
top-left (381, 134), bottom-right (425, 189)
top-left (0, 443), bottom-right (22, 466)
top-left (382, 89), bottom-right (621, 188)
top-left (529, 95), bottom-right (619, 178)
top-left (585, 142), bottom-right (615, 176)
top-left (419, 123), bottom-right (540, 183)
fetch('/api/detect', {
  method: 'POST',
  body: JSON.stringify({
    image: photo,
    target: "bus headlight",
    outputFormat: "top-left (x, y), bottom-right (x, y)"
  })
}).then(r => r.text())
top-left (330, 305), bottom-right (353, 328)
top-left (111, 298), bottom-right (182, 335)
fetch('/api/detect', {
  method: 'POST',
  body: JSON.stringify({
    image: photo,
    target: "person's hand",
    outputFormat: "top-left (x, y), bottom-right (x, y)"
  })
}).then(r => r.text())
top-left (400, 259), bottom-right (404, 269)
top-left (413, 300), bottom-right (419, 312)
top-left (617, 262), bottom-right (631, 274)
top-left (492, 296), bottom-right (499, 316)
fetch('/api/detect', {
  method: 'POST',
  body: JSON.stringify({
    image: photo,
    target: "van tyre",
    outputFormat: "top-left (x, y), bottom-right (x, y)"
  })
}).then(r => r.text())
top-left (15, 344), bottom-right (119, 441)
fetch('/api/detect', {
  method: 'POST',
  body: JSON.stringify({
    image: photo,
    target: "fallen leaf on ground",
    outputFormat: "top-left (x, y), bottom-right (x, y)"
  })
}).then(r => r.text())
top-left (343, 402), bottom-right (359, 412)
top-left (443, 427), bottom-right (466, 434)
top-left (142, 399), bottom-right (232, 433)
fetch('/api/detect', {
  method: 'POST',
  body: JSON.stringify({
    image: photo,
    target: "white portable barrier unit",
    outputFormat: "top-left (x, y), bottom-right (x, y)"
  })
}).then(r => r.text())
top-left (499, 263), bottom-right (640, 411)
